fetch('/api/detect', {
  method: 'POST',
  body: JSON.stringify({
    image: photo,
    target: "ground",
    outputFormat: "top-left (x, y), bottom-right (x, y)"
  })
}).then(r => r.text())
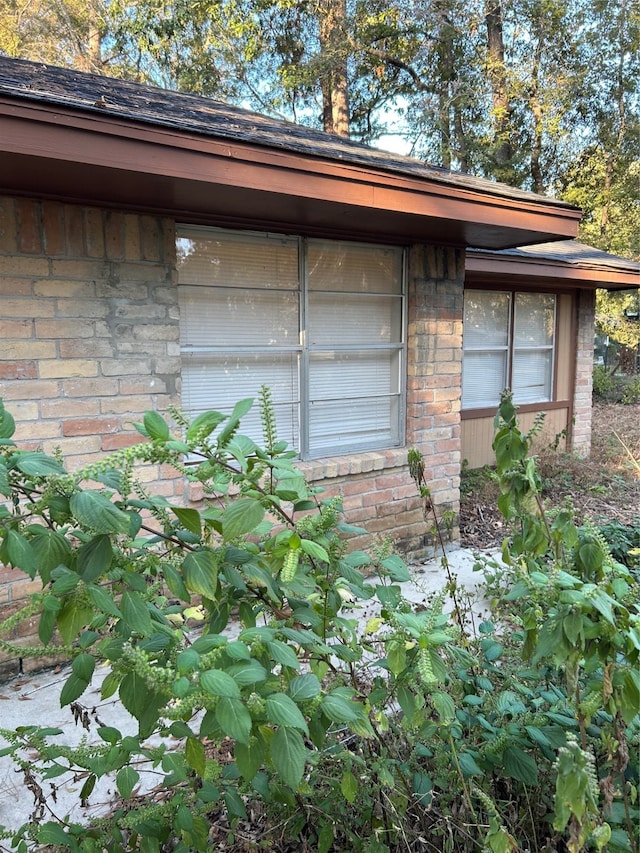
top-left (460, 400), bottom-right (640, 550)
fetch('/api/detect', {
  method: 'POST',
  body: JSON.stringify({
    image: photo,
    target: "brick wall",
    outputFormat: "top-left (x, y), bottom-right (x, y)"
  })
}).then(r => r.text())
top-left (0, 196), bottom-right (464, 676)
top-left (0, 196), bottom-right (182, 676)
top-left (571, 288), bottom-right (596, 457)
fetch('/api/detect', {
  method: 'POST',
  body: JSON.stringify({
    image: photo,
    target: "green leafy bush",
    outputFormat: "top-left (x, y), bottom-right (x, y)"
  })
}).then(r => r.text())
top-left (0, 391), bottom-right (638, 853)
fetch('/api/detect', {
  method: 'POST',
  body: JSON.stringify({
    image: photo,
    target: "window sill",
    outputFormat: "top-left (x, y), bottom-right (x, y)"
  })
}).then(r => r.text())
top-left (297, 447), bottom-right (410, 481)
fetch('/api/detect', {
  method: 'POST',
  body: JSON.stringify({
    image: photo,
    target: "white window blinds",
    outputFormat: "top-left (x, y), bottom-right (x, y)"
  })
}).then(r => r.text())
top-left (177, 227), bottom-right (405, 459)
top-left (462, 290), bottom-right (556, 410)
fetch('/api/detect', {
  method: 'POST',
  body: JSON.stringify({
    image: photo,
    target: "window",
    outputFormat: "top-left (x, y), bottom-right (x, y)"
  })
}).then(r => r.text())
top-left (177, 226), bottom-right (406, 459)
top-left (462, 290), bottom-right (556, 409)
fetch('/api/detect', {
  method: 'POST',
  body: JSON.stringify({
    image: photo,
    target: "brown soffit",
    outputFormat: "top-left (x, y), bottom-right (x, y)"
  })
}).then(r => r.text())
top-left (466, 251), bottom-right (640, 291)
top-left (0, 98), bottom-right (581, 249)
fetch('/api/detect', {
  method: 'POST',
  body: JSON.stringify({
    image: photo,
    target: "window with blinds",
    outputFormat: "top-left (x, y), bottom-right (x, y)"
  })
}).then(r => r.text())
top-left (462, 290), bottom-right (556, 410)
top-left (177, 227), bottom-right (406, 459)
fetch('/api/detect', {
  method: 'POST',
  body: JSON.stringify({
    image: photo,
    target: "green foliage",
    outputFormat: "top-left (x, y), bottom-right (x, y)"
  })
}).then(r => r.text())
top-left (0, 390), bottom-right (639, 852)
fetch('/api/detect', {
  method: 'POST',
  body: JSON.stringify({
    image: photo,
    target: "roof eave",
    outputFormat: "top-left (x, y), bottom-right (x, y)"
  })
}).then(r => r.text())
top-left (0, 98), bottom-right (581, 249)
top-left (466, 251), bottom-right (640, 290)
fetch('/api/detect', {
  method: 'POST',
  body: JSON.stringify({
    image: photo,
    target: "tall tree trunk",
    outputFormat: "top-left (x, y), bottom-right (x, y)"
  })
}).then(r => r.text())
top-left (435, 0), bottom-right (454, 168)
top-left (529, 27), bottom-right (544, 193)
top-left (484, 0), bottom-right (513, 179)
top-left (319, 0), bottom-right (350, 137)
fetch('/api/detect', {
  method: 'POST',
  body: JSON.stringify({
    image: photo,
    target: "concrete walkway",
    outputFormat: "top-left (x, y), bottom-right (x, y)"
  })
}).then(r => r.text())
top-left (0, 546), bottom-right (492, 834)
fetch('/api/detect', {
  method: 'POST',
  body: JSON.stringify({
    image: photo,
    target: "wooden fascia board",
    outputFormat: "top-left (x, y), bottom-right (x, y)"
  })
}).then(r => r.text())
top-left (0, 99), bottom-right (581, 242)
top-left (465, 253), bottom-right (640, 290)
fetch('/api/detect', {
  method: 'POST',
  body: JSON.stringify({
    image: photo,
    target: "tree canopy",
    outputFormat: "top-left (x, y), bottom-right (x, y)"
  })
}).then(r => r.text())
top-left (1, 0), bottom-right (638, 263)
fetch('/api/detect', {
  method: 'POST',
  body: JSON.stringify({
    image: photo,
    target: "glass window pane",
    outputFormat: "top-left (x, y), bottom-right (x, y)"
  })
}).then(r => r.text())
top-left (463, 291), bottom-right (510, 349)
top-left (181, 352), bottom-right (300, 447)
top-left (177, 230), bottom-right (298, 290)
top-left (309, 397), bottom-right (400, 455)
top-left (309, 350), bottom-right (401, 400)
top-left (307, 241), bottom-right (403, 294)
top-left (309, 351), bottom-right (401, 453)
top-left (514, 294), bottom-right (555, 346)
top-left (512, 350), bottom-right (552, 403)
top-left (180, 285), bottom-right (299, 347)
top-left (308, 293), bottom-right (402, 346)
top-left (462, 351), bottom-right (508, 409)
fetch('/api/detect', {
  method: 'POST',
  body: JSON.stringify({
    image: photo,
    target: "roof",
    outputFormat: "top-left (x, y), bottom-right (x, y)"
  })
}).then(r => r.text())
top-left (0, 56), bottom-right (581, 249)
top-left (467, 241), bottom-right (640, 290)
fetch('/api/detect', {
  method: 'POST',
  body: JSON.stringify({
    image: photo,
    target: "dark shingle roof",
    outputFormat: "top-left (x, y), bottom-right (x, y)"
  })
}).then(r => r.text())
top-left (0, 56), bottom-right (575, 211)
top-left (474, 240), bottom-right (640, 275)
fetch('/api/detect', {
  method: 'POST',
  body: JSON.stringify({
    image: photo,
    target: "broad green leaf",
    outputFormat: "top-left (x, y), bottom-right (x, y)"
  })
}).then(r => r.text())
top-left (288, 673), bottom-right (321, 701)
top-left (266, 640), bottom-right (300, 670)
top-left (186, 410), bottom-right (226, 442)
top-left (222, 498), bottom-right (265, 539)
top-left (318, 823), bottom-right (335, 853)
top-left (60, 673), bottom-right (90, 707)
top-left (116, 766), bottom-right (140, 799)
top-left (120, 671), bottom-right (150, 720)
top-left (77, 534), bottom-right (113, 583)
top-left (121, 591), bottom-right (153, 637)
top-left (228, 660), bottom-right (268, 686)
top-left (341, 770), bottom-right (358, 803)
top-left (87, 584), bottom-right (122, 618)
top-left (265, 693), bottom-right (309, 734)
top-left (413, 771), bottom-right (433, 806)
top-left (299, 539), bottom-right (329, 562)
top-left (431, 691), bottom-right (456, 723)
top-left (270, 726), bottom-right (306, 789)
top-left (176, 648), bottom-right (200, 674)
top-left (0, 460), bottom-right (9, 497)
top-left (171, 506), bottom-right (202, 536)
top-left (70, 491), bottom-right (131, 534)
top-left (185, 736), bottom-right (206, 777)
top-left (143, 411), bottom-right (170, 441)
top-left (163, 562), bottom-right (190, 602)
top-left (217, 398), bottom-right (254, 445)
top-left (320, 693), bottom-right (361, 723)
top-left (235, 738), bottom-right (264, 781)
top-left (201, 668), bottom-right (241, 698)
top-left (503, 745), bottom-right (538, 784)
top-left (0, 403), bottom-right (15, 439)
top-left (29, 528), bottom-right (72, 584)
top-left (578, 542), bottom-right (604, 574)
top-left (72, 653), bottom-right (95, 682)
top-left (57, 600), bottom-right (93, 644)
top-left (97, 726), bottom-right (121, 744)
top-left (458, 752), bottom-right (483, 777)
top-left (381, 554), bottom-right (411, 582)
top-left (13, 451), bottom-right (64, 476)
top-left (6, 530), bottom-right (36, 576)
top-left (182, 550), bottom-right (219, 598)
top-left (37, 823), bottom-right (71, 847)
top-left (215, 696), bottom-right (252, 743)
top-left (224, 789), bottom-right (248, 821)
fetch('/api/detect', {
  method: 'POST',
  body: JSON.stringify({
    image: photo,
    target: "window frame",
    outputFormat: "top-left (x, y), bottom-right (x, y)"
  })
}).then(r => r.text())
top-left (177, 225), bottom-right (407, 460)
top-left (462, 287), bottom-right (557, 413)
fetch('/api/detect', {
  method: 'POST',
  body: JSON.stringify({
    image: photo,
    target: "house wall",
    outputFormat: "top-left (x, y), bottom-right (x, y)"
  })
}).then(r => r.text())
top-left (0, 196), bottom-right (464, 676)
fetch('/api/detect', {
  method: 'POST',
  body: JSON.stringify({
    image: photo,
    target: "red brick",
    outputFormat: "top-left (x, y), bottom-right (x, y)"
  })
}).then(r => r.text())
top-left (105, 210), bottom-right (124, 259)
top-left (42, 200), bottom-right (66, 256)
top-left (0, 361), bottom-right (37, 380)
top-left (85, 208), bottom-right (105, 258)
top-left (64, 204), bottom-right (85, 256)
top-left (0, 197), bottom-right (17, 252)
top-left (140, 215), bottom-right (161, 262)
top-left (124, 214), bottom-right (141, 259)
top-left (15, 198), bottom-right (42, 254)
top-left (63, 417), bottom-right (120, 436)
top-left (101, 433), bottom-right (144, 451)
